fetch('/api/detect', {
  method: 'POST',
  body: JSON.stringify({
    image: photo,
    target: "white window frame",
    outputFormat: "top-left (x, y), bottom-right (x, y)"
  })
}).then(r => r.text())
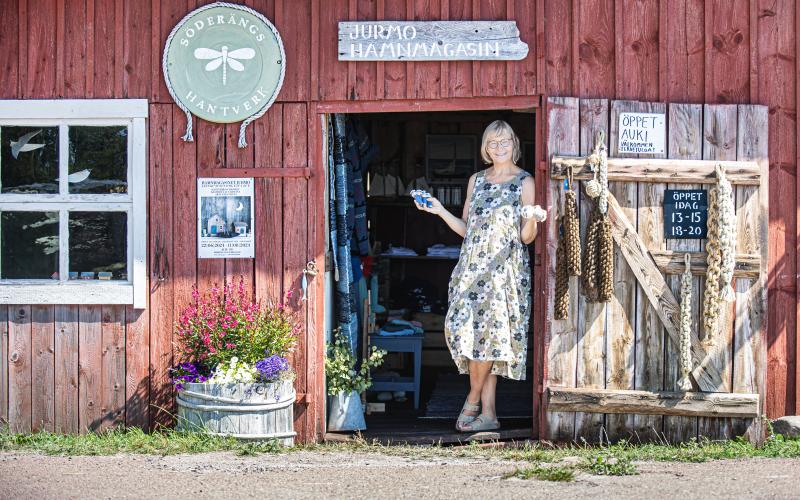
top-left (0, 99), bottom-right (147, 308)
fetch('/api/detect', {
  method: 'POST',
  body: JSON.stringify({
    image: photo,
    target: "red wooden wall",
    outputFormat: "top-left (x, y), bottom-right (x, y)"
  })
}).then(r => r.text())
top-left (0, 0), bottom-right (797, 441)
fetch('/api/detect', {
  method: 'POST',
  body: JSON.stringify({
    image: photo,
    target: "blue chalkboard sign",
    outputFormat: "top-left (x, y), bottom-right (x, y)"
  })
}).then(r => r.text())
top-left (664, 189), bottom-right (707, 239)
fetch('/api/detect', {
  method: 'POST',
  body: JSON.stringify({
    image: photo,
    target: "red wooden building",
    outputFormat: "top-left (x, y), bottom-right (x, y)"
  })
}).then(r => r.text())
top-left (0, 0), bottom-right (797, 443)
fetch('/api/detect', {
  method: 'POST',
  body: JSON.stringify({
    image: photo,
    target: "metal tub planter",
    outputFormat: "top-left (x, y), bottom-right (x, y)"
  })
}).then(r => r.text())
top-left (177, 379), bottom-right (296, 447)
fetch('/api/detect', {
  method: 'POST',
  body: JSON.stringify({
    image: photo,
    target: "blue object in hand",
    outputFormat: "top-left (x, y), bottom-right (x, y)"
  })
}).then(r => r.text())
top-left (411, 189), bottom-right (433, 208)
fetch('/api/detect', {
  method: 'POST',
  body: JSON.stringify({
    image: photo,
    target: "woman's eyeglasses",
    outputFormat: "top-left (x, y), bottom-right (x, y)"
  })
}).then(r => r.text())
top-left (487, 139), bottom-right (512, 149)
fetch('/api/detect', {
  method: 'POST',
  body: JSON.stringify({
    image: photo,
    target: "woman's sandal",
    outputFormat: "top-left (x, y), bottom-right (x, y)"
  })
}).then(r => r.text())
top-left (461, 414), bottom-right (500, 432)
top-left (455, 400), bottom-right (481, 431)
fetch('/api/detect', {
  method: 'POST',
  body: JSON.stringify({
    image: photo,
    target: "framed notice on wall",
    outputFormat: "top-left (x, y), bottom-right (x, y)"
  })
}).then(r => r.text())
top-left (664, 189), bottom-right (707, 239)
top-left (197, 178), bottom-right (255, 258)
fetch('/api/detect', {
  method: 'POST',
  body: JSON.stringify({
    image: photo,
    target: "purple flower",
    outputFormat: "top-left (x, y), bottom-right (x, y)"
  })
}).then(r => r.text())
top-left (169, 362), bottom-right (209, 391)
top-left (255, 355), bottom-right (289, 382)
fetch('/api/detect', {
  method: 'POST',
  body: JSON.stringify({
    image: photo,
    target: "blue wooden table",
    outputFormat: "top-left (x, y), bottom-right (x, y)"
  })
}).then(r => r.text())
top-left (368, 333), bottom-right (423, 409)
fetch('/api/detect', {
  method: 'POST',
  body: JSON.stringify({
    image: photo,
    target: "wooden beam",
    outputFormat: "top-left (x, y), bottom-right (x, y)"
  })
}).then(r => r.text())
top-left (651, 251), bottom-right (760, 278)
top-left (313, 95), bottom-right (538, 114)
top-left (606, 192), bottom-right (726, 392)
top-left (550, 156), bottom-right (761, 185)
top-left (546, 387), bottom-right (759, 418)
top-left (208, 168), bottom-right (312, 179)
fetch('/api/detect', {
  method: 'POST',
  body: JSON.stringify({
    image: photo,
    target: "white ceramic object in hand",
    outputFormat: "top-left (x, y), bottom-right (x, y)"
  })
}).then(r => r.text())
top-left (521, 205), bottom-right (547, 222)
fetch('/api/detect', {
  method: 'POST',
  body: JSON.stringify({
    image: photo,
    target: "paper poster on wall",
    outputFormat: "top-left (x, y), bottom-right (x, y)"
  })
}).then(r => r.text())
top-left (197, 178), bottom-right (254, 258)
top-left (618, 112), bottom-right (666, 154)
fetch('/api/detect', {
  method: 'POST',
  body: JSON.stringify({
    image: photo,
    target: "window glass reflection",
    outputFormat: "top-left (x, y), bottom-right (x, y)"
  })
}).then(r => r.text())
top-left (1, 211), bottom-right (59, 279)
top-left (68, 126), bottom-right (128, 194)
top-left (1, 127), bottom-right (59, 194)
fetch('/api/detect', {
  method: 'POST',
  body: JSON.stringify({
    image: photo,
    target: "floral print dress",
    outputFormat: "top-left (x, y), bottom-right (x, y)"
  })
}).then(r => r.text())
top-left (444, 169), bottom-right (532, 380)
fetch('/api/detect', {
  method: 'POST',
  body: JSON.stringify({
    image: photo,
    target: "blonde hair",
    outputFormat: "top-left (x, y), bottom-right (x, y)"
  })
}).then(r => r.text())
top-left (480, 120), bottom-right (521, 164)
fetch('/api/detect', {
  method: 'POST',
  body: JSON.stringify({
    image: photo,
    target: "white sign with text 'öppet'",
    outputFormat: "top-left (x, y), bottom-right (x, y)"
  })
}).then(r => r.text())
top-left (618, 112), bottom-right (666, 155)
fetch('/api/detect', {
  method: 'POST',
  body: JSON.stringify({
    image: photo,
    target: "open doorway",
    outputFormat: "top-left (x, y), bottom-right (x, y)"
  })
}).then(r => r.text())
top-left (324, 108), bottom-right (537, 444)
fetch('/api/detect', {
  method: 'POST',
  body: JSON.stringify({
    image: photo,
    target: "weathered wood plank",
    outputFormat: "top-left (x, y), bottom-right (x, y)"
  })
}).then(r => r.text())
top-left (544, 97), bottom-right (579, 442)
top-left (732, 104), bottom-right (769, 443)
top-left (542, 0), bottom-right (572, 95)
top-left (605, 100), bottom-right (640, 442)
top-left (275, 0), bottom-right (310, 100)
top-left (663, 102), bottom-right (702, 443)
top-left (122, 0), bottom-right (151, 97)
top-left (318, 0), bottom-right (349, 100)
top-left (0, 0), bottom-right (19, 98)
top-left (699, 104), bottom-right (738, 440)
top-left (606, 192), bottom-right (727, 393)
top-left (100, 306), bottom-right (125, 430)
top-left (550, 157), bottom-right (761, 185)
top-left (63, 0), bottom-right (87, 98)
top-left (573, 98), bottom-right (608, 444)
top-left (9, 307), bottom-right (32, 433)
top-left (652, 251), bottom-right (760, 278)
top-left (224, 118), bottom-right (255, 294)
top-left (546, 387), bottom-right (759, 418)
top-left (660, 0), bottom-right (705, 102)
top-left (78, 306), bottom-right (102, 432)
top-left (573, 0), bottom-right (614, 98)
top-left (614, 0), bottom-right (659, 101)
top-left (31, 306), bottom-right (55, 432)
top-left (26, 0), bottom-right (57, 97)
top-left (632, 101), bottom-right (667, 442)
top-left (0, 306), bottom-right (7, 425)
top-left (148, 104), bottom-right (175, 429)
top-left (446, 0), bottom-right (474, 98)
top-left (125, 305), bottom-right (149, 430)
top-left (55, 305), bottom-right (79, 433)
top-left (704, 0), bottom-right (750, 103)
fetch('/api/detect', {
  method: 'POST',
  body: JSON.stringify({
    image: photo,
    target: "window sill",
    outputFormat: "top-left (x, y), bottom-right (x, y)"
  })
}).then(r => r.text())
top-left (0, 282), bottom-right (134, 305)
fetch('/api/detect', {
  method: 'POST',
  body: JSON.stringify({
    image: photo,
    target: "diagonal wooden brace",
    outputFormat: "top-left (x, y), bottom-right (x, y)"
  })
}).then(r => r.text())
top-left (606, 192), bottom-right (725, 392)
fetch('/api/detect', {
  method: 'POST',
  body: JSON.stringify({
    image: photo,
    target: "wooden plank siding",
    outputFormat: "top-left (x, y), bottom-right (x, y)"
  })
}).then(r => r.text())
top-left (0, 0), bottom-right (798, 444)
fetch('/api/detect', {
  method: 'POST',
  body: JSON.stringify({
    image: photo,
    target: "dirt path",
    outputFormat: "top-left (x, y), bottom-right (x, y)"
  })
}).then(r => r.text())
top-left (1, 451), bottom-right (797, 499)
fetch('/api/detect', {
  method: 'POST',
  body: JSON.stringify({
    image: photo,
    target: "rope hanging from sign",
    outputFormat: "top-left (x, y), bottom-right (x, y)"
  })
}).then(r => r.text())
top-left (702, 164), bottom-right (737, 340)
top-left (580, 132), bottom-right (613, 303)
top-left (563, 168), bottom-right (582, 277)
top-left (678, 252), bottom-right (694, 391)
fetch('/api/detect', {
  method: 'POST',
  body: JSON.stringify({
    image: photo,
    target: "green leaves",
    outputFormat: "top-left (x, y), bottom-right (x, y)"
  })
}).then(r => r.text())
top-left (325, 328), bottom-right (387, 395)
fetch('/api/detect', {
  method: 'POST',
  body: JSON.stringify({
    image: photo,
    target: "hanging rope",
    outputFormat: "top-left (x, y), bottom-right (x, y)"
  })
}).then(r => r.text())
top-left (563, 168), bottom-right (582, 276)
top-left (678, 252), bottom-right (694, 391)
top-left (580, 132), bottom-right (613, 303)
top-left (716, 164), bottom-right (737, 302)
top-left (554, 217), bottom-right (570, 320)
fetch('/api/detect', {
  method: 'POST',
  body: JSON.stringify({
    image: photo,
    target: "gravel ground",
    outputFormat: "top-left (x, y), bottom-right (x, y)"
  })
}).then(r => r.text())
top-left (0, 451), bottom-right (798, 499)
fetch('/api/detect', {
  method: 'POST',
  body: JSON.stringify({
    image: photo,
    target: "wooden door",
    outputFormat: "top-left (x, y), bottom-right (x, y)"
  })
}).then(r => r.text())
top-left (541, 98), bottom-right (768, 444)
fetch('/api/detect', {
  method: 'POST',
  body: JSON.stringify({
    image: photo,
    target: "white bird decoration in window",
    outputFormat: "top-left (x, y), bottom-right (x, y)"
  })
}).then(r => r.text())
top-left (10, 129), bottom-right (45, 158)
top-left (67, 169), bottom-right (91, 183)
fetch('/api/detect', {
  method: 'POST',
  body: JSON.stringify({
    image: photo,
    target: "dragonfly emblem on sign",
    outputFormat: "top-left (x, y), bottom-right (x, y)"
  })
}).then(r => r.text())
top-left (193, 46), bottom-right (255, 85)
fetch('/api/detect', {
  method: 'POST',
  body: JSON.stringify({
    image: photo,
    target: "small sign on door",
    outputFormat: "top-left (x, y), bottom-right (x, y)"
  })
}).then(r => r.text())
top-left (664, 189), bottom-right (707, 239)
top-left (618, 112), bottom-right (666, 155)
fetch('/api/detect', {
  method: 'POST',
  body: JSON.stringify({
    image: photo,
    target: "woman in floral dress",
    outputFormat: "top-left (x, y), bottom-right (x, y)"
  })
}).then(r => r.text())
top-left (414, 120), bottom-right (544, 432)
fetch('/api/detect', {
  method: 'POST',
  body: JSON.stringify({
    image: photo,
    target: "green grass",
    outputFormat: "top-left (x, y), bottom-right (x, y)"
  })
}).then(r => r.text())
top-left (505, 464), bottom-right (575, 482)
top-left (1, 426), bottom-right (798, 471)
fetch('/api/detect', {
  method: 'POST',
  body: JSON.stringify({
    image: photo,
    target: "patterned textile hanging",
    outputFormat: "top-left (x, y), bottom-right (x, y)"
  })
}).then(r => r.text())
top-left (678, 252), bottom-right (694, 391)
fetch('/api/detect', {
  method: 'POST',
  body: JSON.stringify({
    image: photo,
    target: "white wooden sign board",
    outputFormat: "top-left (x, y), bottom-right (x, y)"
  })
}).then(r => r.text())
top-left (338, 21), bottom-right (529, 61)
top-left (618, 112), bottom-right (666, 155)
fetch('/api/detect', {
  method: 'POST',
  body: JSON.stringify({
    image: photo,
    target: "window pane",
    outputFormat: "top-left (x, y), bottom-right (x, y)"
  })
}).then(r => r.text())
top-left (1, 211), bottom-right (59, 279)
top-left (69, 212), bottom-right (127, 280)
top-left (1, 126), bottom-right (59, 194)
top-left (68, 126), bottom-right (128, 194)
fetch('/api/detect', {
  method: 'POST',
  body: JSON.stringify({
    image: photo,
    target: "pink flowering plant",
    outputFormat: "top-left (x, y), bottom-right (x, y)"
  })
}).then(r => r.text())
top-left (171, 278), bottom-right (299, 390)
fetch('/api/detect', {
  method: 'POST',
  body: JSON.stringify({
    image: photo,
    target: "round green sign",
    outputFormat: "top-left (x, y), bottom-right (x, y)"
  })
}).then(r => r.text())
top-left (163, 2), bottom-right (285, 146)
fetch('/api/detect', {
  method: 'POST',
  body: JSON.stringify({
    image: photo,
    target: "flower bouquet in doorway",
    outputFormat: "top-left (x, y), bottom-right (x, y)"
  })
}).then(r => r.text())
top-left (325, 327), bottom-right (386, 431)
top-left (170, 278), bottom-right (300, 446)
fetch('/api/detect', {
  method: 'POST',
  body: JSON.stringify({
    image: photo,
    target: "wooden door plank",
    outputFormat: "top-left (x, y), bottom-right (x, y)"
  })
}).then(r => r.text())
top-left (544, 97), bottom-right (580, 442)
top-left (283, 103), bottom-right (310, 442)
top-left (100, 306), bottom-right (126, 430)
top-left (732, 104), bottom-right (768, 443)
top-left (605, 100), bottom-right (640, 442)
top-left (699, 104), bottom-right (737, 439)
top-left (31, 306), bottom-right (55, 432)
top-left (632, 101), bottom-right (667, 441)
top-left (78, 306), bottom-right (102, 433)
top-left (573, 98), bottom-right (608, 444)
top-left (663, 102), bottom-right (702, 443)
top-left (550, 157), bottom-right (761, 185)
top-left (8, 306), bottom-right (32, 433)
top-left (254, 105), bottom-right (285, 304)
top-left (652, 251), bottom-right (760, 278)
top-left (55, 305), bottom-right (79, 433)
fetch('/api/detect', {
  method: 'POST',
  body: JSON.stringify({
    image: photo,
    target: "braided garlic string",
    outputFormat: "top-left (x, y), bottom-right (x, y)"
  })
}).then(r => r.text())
top-left (716, 164), bottom-right (737, 302)
top-left (678, 252), bottom-right (694, 391)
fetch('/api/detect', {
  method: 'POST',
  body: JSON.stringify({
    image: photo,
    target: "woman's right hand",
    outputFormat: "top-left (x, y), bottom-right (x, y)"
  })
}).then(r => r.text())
top-left (413, 195), bottom-right (444, 216)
